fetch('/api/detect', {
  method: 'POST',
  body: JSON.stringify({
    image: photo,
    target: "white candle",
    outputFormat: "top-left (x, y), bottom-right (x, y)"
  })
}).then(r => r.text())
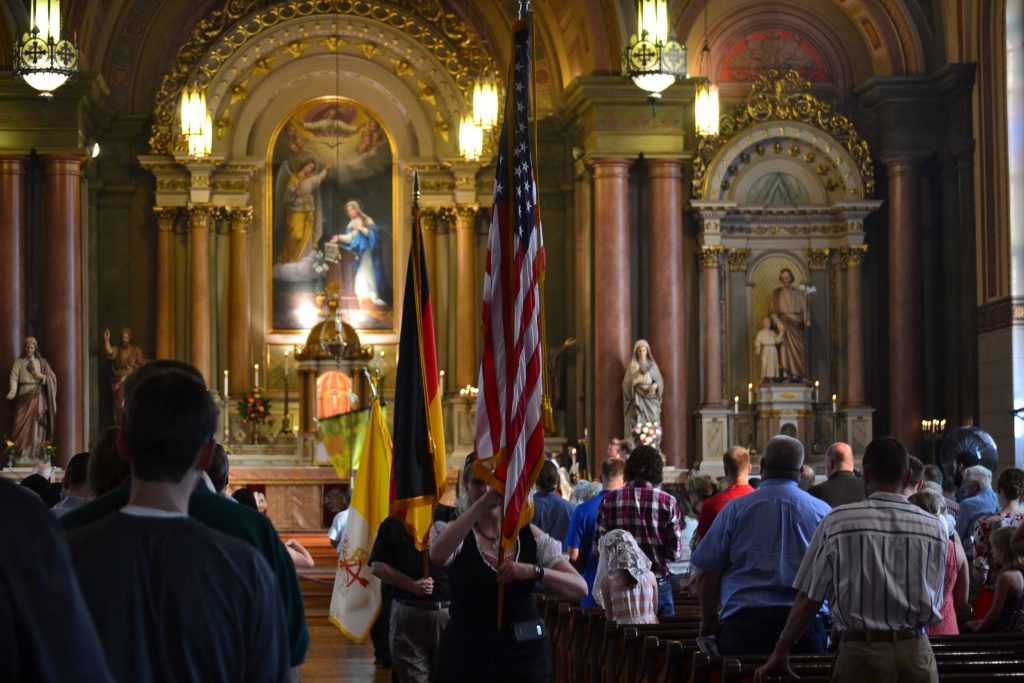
top-left (439, 370), bottom-right (445, 397)
top-left (284, 350), bottom-right (290, 377)
top-left (747, 382), bottom-right (754, 405)
top-left (254, 363), bottom-right (260, 388)
top-left (831, 394), bottom-right (838, 414)
top-left (813, 380), bottom-right (820, 404)
top-left (223, 369), bottom-right (229, 397)
top-left (734, 395), bottom-right (740, 414)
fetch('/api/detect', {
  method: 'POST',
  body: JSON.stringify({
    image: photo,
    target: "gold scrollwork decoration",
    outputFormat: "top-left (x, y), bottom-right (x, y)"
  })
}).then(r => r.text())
top-left (148, 0), bottom-right (499, 154)
top-left (692, 70), bottom-right (875, 199)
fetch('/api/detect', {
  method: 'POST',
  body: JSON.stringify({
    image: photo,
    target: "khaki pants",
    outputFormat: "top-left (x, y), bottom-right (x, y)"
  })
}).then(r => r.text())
top-left (389, 601), bottom-right (450, 683)
top-left (830, 636), bottom-right (937, 683)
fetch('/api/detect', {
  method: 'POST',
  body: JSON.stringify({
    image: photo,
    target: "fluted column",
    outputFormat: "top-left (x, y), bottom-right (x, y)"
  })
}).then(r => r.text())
top-left (887, 158), bottom-right (925, 455)
top-left (153, 207), bottom-right (177, 359)
top-left (842, 246), bottom-right (868, 405)
top-left (42, 156), bottom-right (84, 462)
top-left (454, 204), bottom-right (479, 389)
top-left (188, 205), bottom-right (214, 386)
top-left (0, 157), bottom-right (26, 439)
top-left (701, 247), bottom-right (724, 407)
top-left (592, 159), bottom-right (633, 461)
top-left (227, 207), bottom-right (252, 397)
top-left (648, 160), bottom-right (686, 467)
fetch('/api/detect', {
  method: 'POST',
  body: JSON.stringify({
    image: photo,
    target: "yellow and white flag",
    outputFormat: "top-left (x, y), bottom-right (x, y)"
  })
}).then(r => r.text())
top-left (329, 397), bottom-right (392, 641)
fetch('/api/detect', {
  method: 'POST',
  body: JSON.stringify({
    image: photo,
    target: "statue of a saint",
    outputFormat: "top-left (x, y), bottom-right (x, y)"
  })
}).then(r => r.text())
top-left (769, 268), bottom-right (809, 381)
top-left (754, 317), bottom-right (785, 382)
top-left (6, 337), bottom-right (57, 460)
top-left (104, 327), bottom-right (145, 425)
top-left (622, 339), bottom-right (663, 436)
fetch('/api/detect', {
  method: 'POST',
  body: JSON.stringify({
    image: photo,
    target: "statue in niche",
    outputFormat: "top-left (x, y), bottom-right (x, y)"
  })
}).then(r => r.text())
top-left (6, 337), bottom-right (57, 461)
top-left (104, 327), bottom-right (146, 425)
top-left (769, 268), bottom-right (809, 382)
top-left (622, 339), bottom-right (663, 436)
top-left (754, 317), bottom-right (785, 383)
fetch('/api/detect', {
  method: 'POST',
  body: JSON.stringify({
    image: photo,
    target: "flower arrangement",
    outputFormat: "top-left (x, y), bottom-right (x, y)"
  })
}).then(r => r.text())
top-left (631, 420), bottom-right (663, 447)
top-left (42, 439), bottom-right (57, 463)
top-left (3, 437), bottom-right (15, 464)
top-left (238, 387), bottom-right (274, 426)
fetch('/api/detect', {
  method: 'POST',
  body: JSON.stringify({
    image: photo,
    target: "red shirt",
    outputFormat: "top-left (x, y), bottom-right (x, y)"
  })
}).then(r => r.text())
top-left (695, 484), bottom-right (755, 540)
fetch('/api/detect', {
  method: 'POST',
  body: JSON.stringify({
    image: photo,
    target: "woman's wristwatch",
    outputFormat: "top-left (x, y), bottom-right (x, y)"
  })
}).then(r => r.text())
top-left (534, 564), bottom-right (545, 582)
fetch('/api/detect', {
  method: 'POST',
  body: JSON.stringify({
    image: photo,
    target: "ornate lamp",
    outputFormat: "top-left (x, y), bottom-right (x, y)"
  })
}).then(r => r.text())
top-left (472, 74), bottom-right (499, 129)
top-left (13, 0), bottom-right (79, 101)
top-left (179, 84), bottom-right (212, 158)
top-left (622, 0), bottom-right (687, 103)
top-left (459, 114), bottom-right (483, 161)
top-left (694, 0), bottom-right (720, 136)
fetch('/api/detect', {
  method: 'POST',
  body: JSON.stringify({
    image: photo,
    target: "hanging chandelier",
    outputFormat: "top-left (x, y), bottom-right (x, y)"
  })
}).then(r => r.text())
top-left (13, 0), bottom-right (79, 101)
top-left (179, 84), bottom-right (212, 158)
top-left (459, 114), bottom-right (484, 161)
top-left (621, 0), bottom-right (687, 103)
top-left (694, 0), bottom-right (720, 136)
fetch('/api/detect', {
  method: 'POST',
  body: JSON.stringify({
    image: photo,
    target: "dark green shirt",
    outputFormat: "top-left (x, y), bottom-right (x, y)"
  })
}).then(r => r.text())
top-left (61, 485), bottom-right (310, 667)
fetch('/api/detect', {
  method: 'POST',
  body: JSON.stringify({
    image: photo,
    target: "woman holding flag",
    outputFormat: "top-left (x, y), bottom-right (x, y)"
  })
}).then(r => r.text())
top-left (429, 457), bottom-right (586, 682)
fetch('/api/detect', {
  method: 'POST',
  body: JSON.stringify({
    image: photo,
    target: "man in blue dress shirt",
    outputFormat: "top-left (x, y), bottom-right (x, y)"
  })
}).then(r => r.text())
top-left (532, 459), bottom-right (575, 551)
top-left (691, 435), bottom-right (831, 655)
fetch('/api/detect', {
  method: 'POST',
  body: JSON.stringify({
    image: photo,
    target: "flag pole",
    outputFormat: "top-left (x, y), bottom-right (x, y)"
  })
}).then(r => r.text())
top-left (411, 171), bottom-right (433, 580)
top-left (497, 505), bottom-right (506, 628)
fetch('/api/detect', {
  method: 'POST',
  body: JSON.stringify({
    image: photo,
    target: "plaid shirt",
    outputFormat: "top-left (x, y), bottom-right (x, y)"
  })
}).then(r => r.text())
top-left (596, 481), bottom-right (682, 577)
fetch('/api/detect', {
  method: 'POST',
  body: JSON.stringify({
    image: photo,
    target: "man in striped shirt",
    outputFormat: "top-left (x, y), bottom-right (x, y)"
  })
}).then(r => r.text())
top-left (755, 436), bottom-right (947, 683)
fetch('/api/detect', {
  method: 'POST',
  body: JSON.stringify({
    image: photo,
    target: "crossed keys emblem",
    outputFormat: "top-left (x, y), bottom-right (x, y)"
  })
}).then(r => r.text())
top-left (338, 547), bottom-right (370, 588)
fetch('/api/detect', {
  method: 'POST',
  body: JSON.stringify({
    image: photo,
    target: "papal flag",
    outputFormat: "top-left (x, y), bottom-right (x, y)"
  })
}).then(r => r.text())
top-left (328, 397), bottom-right (392, 642)
top-left (389, 173), bottom-right (447, 549)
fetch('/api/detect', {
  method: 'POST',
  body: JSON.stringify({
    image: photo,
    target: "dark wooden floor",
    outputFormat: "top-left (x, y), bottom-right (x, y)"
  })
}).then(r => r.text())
top-left (292, 533), bottom-right (393, 683)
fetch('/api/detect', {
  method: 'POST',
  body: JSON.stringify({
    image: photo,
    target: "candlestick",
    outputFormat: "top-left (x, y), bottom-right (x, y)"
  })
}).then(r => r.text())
top-left (254, 363), bottom-right (260, 388)
top-left (734, 395), bottom-right (740, 414)
top-left (223, 369), bottom-right (229, 398)
top-left (747, 382), bottom-right (754, 405)
top-left (831, 393), bottom-right (838, 414)
top-left (439, 370), bottom-right (445, 397)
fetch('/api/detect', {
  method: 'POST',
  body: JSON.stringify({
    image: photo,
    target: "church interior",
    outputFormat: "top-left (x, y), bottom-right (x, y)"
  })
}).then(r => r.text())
top-left (3, 0), bottom-right (1023, 679)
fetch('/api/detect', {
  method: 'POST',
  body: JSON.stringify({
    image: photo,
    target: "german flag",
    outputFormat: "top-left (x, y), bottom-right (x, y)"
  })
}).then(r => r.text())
top-left (389, 173), bottom-right (446, 550)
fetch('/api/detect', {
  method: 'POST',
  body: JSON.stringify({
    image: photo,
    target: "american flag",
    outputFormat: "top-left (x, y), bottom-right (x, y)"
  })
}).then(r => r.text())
top-left (474, 17), bottom-right (548, 548)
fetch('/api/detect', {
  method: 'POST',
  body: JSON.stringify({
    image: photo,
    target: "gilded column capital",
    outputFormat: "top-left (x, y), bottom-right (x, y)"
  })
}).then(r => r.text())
top-left (153, 206), bottom-right (178, 232)
top-left (187, 204), bottom-right (216, 231)
top-left (454, 204), bottom-right (479, 226)
top-left (420, 208), bottom-right (439, 234)
top-left (840, 244), bottom-right (869, 268)
top-left (726, 248), bottom-right (750, 272)
top-left (438, 206), bottom-right (456, 225)
top-left (225, 206), bottom-right (254, 233)
top-left (807, 248), bottom-right (831, 271)
top-left (700, 246), bottom-right (724, 269)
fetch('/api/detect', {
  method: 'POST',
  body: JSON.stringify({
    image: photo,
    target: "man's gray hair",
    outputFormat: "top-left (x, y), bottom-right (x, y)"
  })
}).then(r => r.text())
top-left (764, 435), bottom-right (804, 471)
top-left (963, 465), bottom-right (993, 489)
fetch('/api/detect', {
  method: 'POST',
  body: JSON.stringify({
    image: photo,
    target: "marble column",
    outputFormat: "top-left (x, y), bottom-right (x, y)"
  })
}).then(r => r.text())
top-left (435, 213), bottom-right (452, 387)
top-left (592, 159), bottom-right (633, 461)
top-left (188, 205), bottom-right (215, 386)
top-left (0, 157), bottom-right (26, 439)
top-left (647, 159), bottom-right (686, 467)
top-left (701, 247), bottom-right (724, 407)
top-left (153, 207), bottom-right (177, 359)
top-left (454, 204), bottom-right (479, 389)
top-left (42, 156), bottom-right (84, 462)
top-left (227, 207), bottom-right (252, 397)
top-left (842, 246), bottom-right (868, 405)
top-left (421, 209), bottom-right (439, 302)
top-left (886, 158), bottom-right (925, 455)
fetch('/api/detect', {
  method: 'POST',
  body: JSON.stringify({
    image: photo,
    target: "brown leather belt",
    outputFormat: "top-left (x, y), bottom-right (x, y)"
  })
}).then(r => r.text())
top-left (394, 598), bottom-right (450, 611)
top-left (839, 627), bottom-right (924, 643)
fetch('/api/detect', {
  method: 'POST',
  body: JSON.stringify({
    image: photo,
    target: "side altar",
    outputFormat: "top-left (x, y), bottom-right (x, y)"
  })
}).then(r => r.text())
top-left (692, 71), bottom-right (881, 466)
